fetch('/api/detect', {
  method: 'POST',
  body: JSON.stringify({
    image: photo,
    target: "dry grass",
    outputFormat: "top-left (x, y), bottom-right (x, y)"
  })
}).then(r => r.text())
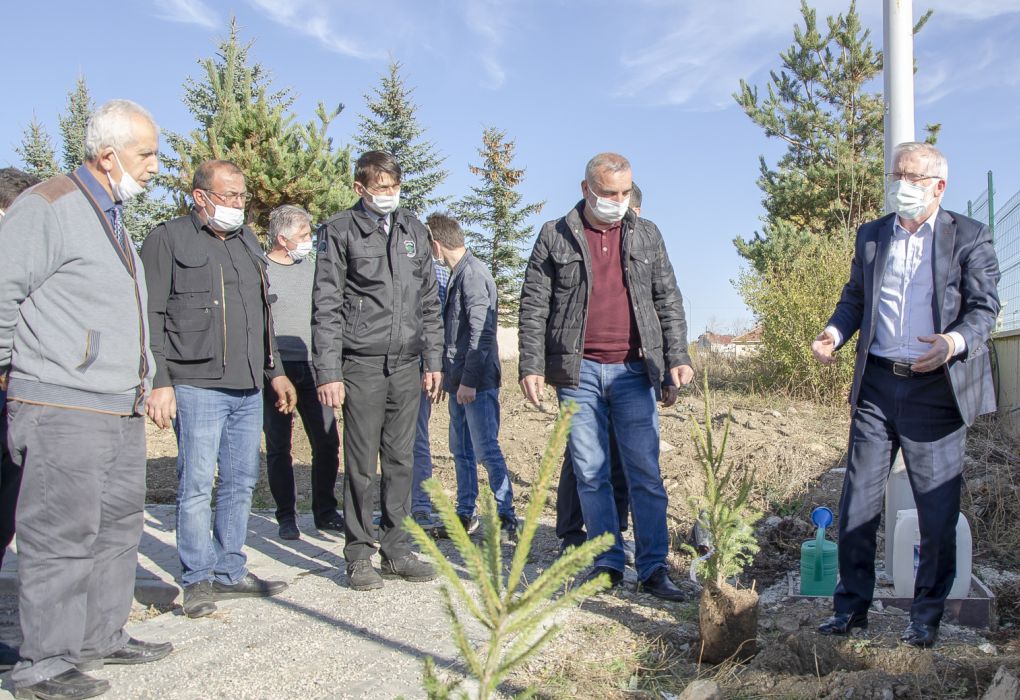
top-left (962, 415), bottom-right (1020, 567)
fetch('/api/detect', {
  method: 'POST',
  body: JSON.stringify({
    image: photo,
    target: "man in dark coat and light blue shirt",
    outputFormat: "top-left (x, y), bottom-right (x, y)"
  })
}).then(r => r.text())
top-left (813, 142), bottom-right (1000, 648)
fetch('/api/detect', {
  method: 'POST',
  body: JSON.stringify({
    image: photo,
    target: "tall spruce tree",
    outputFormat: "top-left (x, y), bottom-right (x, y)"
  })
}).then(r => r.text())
top-left (57, 76), bottom-right (93, 171)
top-left (452, 127), bottom-right (544, 322)
top-left (16, 116), bottom-right (61, 180)
top-left (733, 0), bottom-right (932, 274)
top-left (354, 60), bottom-right (448, 216)
top-left (167, 25), bottom-right (357, 240)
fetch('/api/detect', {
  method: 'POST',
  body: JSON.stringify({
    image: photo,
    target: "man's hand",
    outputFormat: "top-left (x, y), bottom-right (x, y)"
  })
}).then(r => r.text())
top-left (423, 371), bottom-right (443, 403)
top-left (270, 376), bottom-right (297, 414)
top-left (146, 386), bottom-right (177, 430)
top-left (317, 381), bottom-right (346, 409)
top-left (670, 364), bottom-right (694, 387)
top-left (661, 385), bottom-right (679, 407)
top-left (812, 330), bottom-right (837, 365)
top-left (913, 334), bottom-right (955, 373)
top-left (520, 374), bottom-right (545, 407)
top-left (456, 384), bottom-right (476, 405)
top-left (0, 372), bottom-right (7, 393)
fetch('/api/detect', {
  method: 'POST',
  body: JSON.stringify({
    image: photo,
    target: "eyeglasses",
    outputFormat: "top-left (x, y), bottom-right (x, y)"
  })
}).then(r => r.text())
top-left (204, 190), bottom-right (253, 205)
top-left (885, 172), bottom-right (941, 184)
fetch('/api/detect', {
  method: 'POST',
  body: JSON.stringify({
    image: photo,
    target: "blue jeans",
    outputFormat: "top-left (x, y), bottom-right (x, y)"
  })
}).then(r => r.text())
top-left (557, 359), bottom-right (669, 580)
top-left (411, 390), bottom-right (434, 515)
top-left (448, 388), bottom-right (515, 520)
top-left (174, 385), bottom-right (262, 587)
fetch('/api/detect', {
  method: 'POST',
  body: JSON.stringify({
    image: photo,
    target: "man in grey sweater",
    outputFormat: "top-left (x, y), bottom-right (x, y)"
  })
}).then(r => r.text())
top-left (0, 100), bottom-right (172, 700)
top-left (263, 205), bottom-right (343, 541)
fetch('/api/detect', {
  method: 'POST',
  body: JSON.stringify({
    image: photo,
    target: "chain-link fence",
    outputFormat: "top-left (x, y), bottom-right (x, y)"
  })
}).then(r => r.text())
top-left (966, 175), bottom-right (1019, 333)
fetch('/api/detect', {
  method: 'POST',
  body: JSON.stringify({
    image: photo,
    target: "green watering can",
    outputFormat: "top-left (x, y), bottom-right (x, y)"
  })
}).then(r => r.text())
top-left (800, 506), bottom-right (838, 596)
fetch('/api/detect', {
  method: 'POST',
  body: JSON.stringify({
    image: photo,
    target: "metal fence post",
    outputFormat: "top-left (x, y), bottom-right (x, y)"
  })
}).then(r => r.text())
top-left (988, 170), bottom-right (995, 241)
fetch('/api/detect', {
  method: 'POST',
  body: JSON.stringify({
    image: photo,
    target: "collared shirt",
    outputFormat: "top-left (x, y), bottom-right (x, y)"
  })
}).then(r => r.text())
top-left (434, 260), bottom-right (450, 308)
top-left (579, 212), bottom-right (641, 363)
top-left (826, 207), bottom-right (965, 359)
top-left (75, 165), bottom-right (121, 231)
top-left (192, 213), bottom-right (267, 390)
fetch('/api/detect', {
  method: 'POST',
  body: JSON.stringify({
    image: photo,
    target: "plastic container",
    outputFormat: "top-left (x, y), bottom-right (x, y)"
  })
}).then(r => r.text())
top-left (884, 452), bottom-right (917, 571)
top-left (892, 508), bottom-right (973, 599)
top-left (800, 507), bottom-right (838, 596)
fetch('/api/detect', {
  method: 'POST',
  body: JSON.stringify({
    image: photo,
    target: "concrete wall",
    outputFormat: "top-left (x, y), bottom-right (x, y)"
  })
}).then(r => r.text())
top-left (993, 329), bottom-right (1020, 438)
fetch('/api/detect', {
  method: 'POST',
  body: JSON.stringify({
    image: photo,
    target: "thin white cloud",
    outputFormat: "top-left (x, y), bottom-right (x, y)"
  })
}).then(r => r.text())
top-left (154, 0), bottom-right (219, 29)
top-left (246, 0), bottom-right (385, 61)
top-left (458, 0), bottom-right (514, 89)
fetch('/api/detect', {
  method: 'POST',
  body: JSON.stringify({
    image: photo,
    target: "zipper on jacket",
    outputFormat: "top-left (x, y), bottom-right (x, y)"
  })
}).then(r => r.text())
top-left (220, 265), bottom-right (227, 368)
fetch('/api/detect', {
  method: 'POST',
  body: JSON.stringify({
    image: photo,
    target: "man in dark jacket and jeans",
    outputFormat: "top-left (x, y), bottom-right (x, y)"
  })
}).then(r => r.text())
top-left (519, 153), bottom-right (693, 600)
top-left (312, 151), bottom-right (443, 591)
top-left (142, 160), bottom-right (296, 619)
top-left (427, 213), bottom-right (518, 543)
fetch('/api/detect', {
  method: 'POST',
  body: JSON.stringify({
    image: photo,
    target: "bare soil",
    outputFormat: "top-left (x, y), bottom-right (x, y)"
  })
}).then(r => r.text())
top-left (143, 361), bottom-right (1020, 698)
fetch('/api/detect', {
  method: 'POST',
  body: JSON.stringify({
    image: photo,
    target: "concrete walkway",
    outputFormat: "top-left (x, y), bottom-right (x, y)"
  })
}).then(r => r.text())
top-left (0, 506), bottom-right (553, 699)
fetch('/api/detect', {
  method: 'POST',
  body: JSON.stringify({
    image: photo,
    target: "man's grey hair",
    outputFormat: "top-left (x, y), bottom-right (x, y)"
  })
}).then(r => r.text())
top-left (585, 152), bottom-right (631, 185)
top-left (269, 204), bottom-right (313, 243)
top-left (84, 99), bottom-right (159, 161)
top-left (893, 142), bottom-right (949, 181)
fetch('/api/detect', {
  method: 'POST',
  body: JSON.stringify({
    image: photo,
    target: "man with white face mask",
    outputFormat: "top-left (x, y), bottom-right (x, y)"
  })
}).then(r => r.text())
top-left (518, 152), bottom-right (693, 600)
top-left (312, 151), bottom-right (443, 591)
top-left (812, 142), bottom-right (1000, 648)
top-left (0, 99), bottom-right (173, 699)
top-left (262, 205), bottom-right (342, 541)
top-left (141, 160), bottom-right (296, 619)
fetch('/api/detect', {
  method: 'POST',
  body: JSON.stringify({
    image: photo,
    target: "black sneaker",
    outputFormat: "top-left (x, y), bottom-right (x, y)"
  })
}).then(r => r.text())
top-left (182, 580), bottom-right (217, 618)
top-left (14, 668), bottom-right (110, 700)
top-left (347, 559), bottom-right (384, 591)
top-left (380, 553), bottom-right (436, 582)
top-left (278, 519), bottom-right (300, 541)
top-left (315, 514), bottom-right (345, 533)
top-left (211, 573), bottom-right (287, 600)
top-left (500, 516), bottom-right (522, 546)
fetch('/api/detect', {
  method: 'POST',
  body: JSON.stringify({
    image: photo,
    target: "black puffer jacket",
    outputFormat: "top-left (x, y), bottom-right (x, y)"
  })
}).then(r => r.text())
top-left (311, 201), bottom-right (443, 384)
top-left (517, 203), bottom-right (690, 398)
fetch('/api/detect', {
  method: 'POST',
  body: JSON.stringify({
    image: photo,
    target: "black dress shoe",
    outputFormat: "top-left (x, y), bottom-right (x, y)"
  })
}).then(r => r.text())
top-left (211, 573), bottom-right (287, 599)
top-left (315, 514), bottom-right (345, 533)
top-left (76, 637), bottom-right (174, 671)
top-left (0, 640), bottom-right (20, 671)
top-left (638, 567), bottom-right (686, 602)
top-left (577, 566), bottom-right (623, 591)
top-left (817, 611), bottom-right (868, 635)
top-left (14, 668), bottom-right (110, 700)
top-left (182, 580), bottom-right (217, 619)
top-left (900, 621), bottom-right (938, 648)
top-left (278, 519), bottom-right (300, 540)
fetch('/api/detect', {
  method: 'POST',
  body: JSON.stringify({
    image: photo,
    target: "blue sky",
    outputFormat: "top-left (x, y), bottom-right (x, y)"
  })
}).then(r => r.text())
top-left (3, 0), bottom-right (1019, 337)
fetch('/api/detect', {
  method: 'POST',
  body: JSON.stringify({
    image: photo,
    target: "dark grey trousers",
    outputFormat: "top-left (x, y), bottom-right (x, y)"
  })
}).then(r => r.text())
top-left (341, 358), bottom-right (420, 562)
top-left (5, 401), bottom-right (144, 686)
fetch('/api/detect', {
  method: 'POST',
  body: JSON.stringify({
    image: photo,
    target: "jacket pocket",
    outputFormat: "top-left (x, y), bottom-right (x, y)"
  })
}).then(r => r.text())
top-left (164, 303), bottom-right (215, 362)
top-left (627, 248), bottom-right (654, 285)
top-left (172, 252), bottom-right (212, 294)
top-left (75, 330), bottom-right (101, 373)
top-left (551, 251), bottom-right (583, 288)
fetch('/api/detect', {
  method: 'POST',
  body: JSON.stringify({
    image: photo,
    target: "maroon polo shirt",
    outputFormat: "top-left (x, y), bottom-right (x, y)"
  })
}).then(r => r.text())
top-left (581, 213), bottom-right (641, 364)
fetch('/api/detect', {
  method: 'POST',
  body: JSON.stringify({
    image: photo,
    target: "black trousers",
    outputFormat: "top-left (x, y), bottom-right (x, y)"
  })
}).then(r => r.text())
top-left (263, 361), bottom-right (341, 525)
top-left (340, 358), bottom-right (420, 562)
top-left (0, 394), bottom-right (22, 569)
top-left (834, 359), bottom-right (967, 626)
top-left (556, 427), bottom-right (629, 547)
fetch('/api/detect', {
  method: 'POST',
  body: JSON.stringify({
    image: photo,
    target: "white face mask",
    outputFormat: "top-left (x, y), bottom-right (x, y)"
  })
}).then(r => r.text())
top-left (362, 186), bottom-right (400, 215)
top-left (288, 240), bottom-right (313, 261)
top-left (107, 151), bottom-right (146, 202)
top-left (586, 182), bottom-right (630, 224)
top-left (202, 192), bottom-right (245, 232)
top-left (887, 178), bottom-right (937, 221)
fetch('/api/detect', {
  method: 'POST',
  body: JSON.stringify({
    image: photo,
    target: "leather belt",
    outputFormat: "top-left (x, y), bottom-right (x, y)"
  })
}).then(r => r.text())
top-left (867, 354), bottom-right (942, 378)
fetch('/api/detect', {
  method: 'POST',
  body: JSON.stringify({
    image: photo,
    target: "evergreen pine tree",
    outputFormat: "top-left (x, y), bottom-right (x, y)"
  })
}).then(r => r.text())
top-left (167, 24), bottom-right (357, 240)
top-left (452, 127), bottom-right (544, 322)
top-left (733, 0), bottom-right (932, 274)
top-left (16, 116), bottom-right (61, 180)
top-left (354, 60), bottom-right (448, 216)
top-left (57, 75), bottom-right (93, 171)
